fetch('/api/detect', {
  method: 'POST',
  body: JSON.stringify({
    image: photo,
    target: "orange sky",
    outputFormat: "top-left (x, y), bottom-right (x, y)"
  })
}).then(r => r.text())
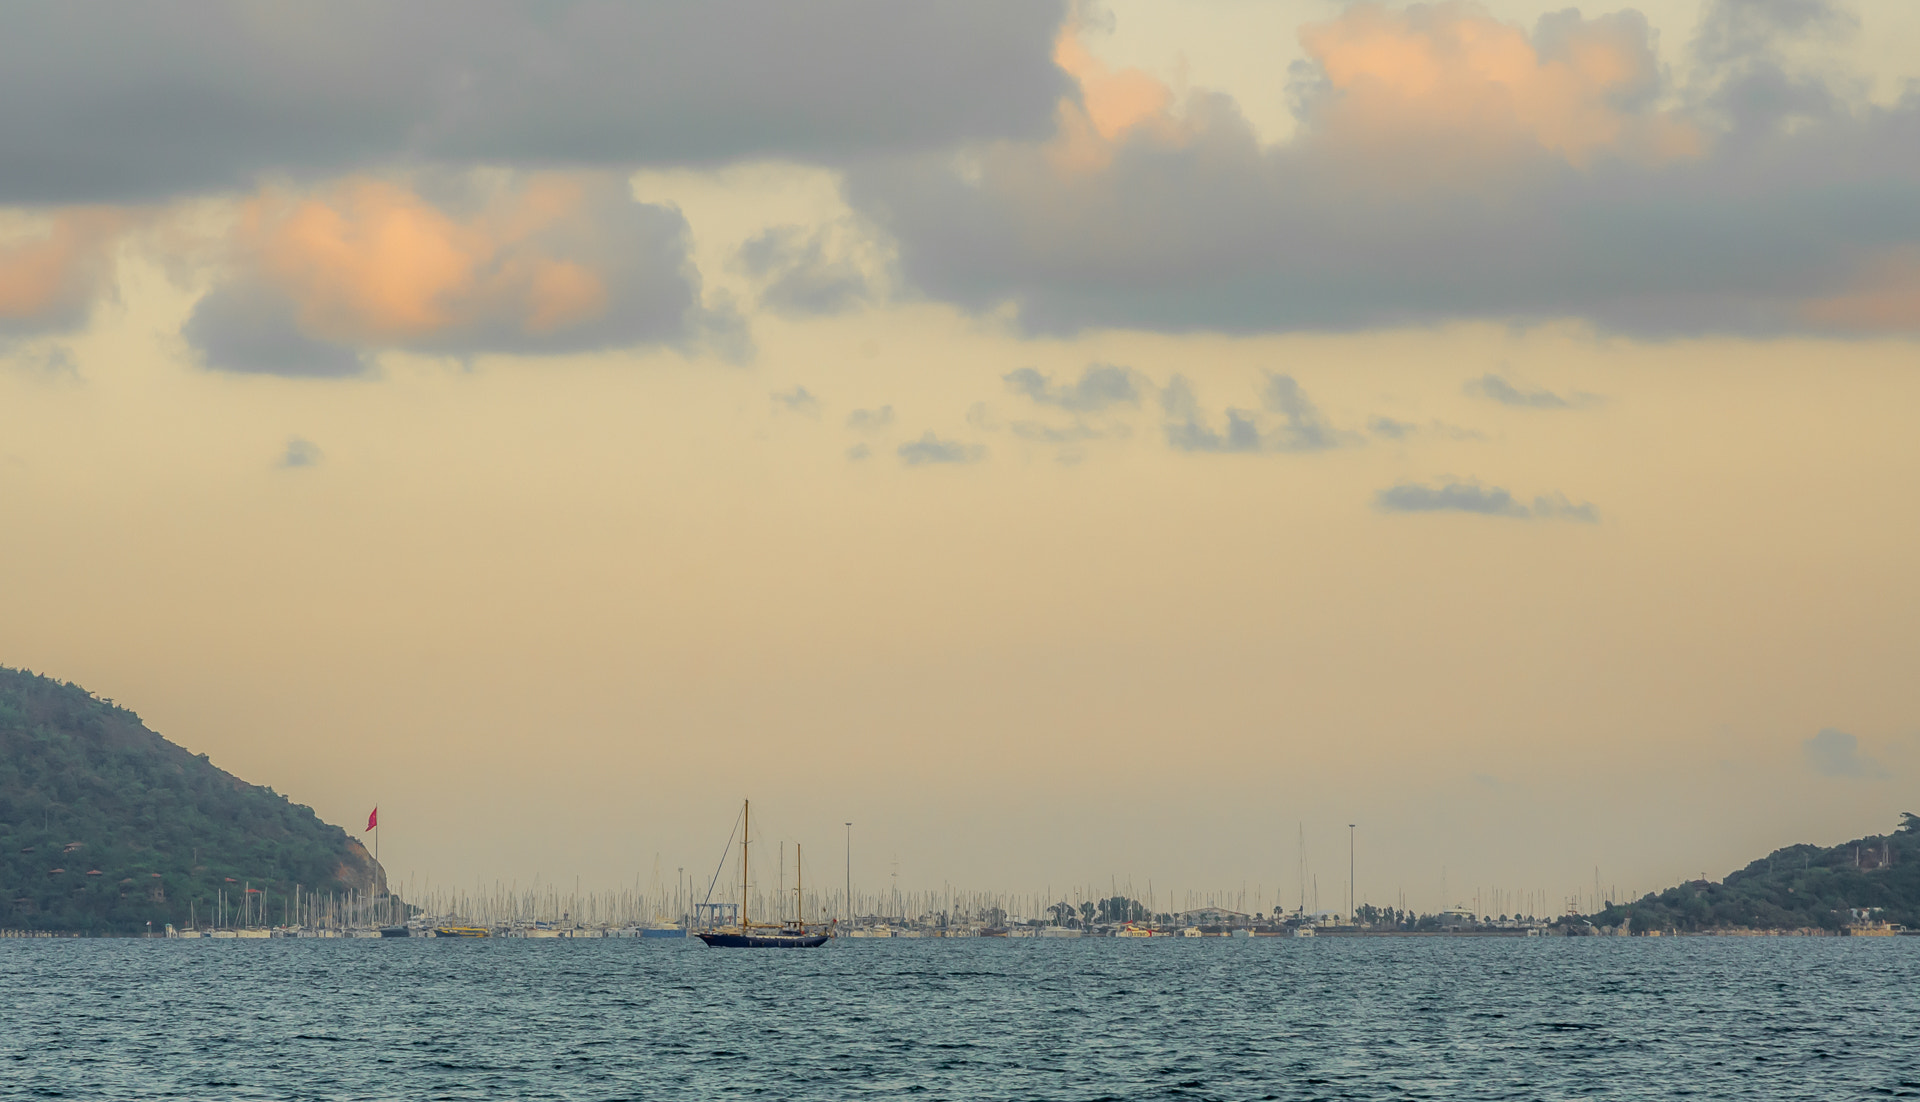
top-left (2, 1), bottom-right (1915, 915)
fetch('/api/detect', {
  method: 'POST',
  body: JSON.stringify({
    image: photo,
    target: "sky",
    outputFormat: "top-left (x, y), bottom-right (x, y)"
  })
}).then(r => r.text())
top-left (2, 0), bottom-right (1916, 918)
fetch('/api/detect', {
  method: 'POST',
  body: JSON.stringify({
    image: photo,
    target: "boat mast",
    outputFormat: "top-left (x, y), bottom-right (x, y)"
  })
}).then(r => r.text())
top-left (741, 800), bottom-right (750, 930)
top-left (796, 844), bottom-right (803, 926)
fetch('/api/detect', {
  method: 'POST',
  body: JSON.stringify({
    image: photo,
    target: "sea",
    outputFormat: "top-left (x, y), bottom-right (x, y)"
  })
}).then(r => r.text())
top-left (3, 936), bottom-right (1915, 1100)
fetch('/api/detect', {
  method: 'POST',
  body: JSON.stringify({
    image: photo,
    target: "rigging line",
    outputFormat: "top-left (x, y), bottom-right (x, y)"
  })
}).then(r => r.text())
top-left (700, 805), bottom-right (744, 911)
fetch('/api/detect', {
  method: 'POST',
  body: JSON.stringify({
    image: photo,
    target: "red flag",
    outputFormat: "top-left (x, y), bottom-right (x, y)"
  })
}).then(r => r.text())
top-left (366, 807), bottom-right (378, 832)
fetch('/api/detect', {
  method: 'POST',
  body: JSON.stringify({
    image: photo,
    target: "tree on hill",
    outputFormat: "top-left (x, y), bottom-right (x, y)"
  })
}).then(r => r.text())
top-left (1586, 816), bottom-right (1920, 933)
top-left (0, 667), bottom-right (390, 934)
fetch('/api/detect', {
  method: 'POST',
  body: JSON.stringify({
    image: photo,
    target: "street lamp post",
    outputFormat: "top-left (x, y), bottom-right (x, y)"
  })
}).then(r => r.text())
top-left (1348, 823), bottom-right (1356, 924)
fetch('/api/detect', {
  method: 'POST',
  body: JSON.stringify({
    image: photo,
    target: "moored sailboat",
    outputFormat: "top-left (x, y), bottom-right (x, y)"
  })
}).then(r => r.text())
top-left (696, 800), bottom-right (832, 948)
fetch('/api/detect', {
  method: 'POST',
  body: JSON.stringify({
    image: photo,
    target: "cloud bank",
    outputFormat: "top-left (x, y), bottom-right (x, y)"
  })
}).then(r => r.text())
top-left (849, 0), bottom-right (1920, 338)
top-left (0, 1), bottom-right (1070, 205)
top-left (11, 0), bottom-right (1920, 359)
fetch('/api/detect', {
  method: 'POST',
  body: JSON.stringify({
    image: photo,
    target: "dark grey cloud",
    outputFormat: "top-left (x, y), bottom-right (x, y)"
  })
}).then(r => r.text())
top-left (771, 386), bottom-right (820, 416)
top-left (278, 437), bottom-right (322, 469)
top-left (736, 227), bottom-right (868, 316)
top-left (0, 1), bottom-right (1070, 204)
top-left (1374, 480), bottom-right (1598, 521)
top-left (1803, 728), bottom-right (1888, 779)
top-left (845, 0), bottom-right (1920, 339)
top-left (898, 432), bottom-right (984, 466)
top-left (183, 283), bottom-right (369, 378)
top-left (1003, 364), bottom-right (1140, 411)
top-left (1162, 373), bottom-right (1346, 454)
top-left (846, 405), bottom-right (895, 431)
top-left (1467, 374), bottom-right (1591, 410)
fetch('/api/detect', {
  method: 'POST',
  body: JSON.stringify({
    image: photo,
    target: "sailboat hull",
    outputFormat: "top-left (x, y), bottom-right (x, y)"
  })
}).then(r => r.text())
top-left (696, 931), bottom-right (830, 948)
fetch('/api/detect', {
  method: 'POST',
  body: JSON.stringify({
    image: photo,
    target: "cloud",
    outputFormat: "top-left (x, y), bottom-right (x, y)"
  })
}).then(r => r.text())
top-left (1693, 0), bottom-right (1857, 72)
top-left (898, 432), bottom-right (985, 466)
top-left (736, 226), bottom-right (869, 316)
top-left (1261, 374), bottom-right (1343, 451)
top-left (183, 173), bottom-right (701, 373)
top-left (1368, 416), bottom-right (1486, 441)
top-left (1299, 3), bottom-right (1692, 168)
top-left (771, 386), bottom-right (819, 416)
top-left (278, 437), bottom-right (322, 468)
top-left (1528, 492), bottom-right (1599, 523)
top-left (846, 443), bottom-right (872, 462)
top-left (1376, 480), bottom-right (1528, 517)
top-left (1003, 364), bottom-right (1139, 411)
top-left (1801, 247), bottom-right (1920, 332)
top-left (0, 2), bottom-right (1070, 205)
top-left (1369, 416), bottom-right (1416, 440)
top-left (1466, 374), bottom-right (1590, 409)
top-left (0, 210), bottom-right (125, 338)
top-left (1162, 373), bottom-right (1346, 454)
top-left (846, 405), bottom-right (896, 432)
top-left (846, 1), bottom-right (1920, 338)
top-left (1374, 479), bottom-right (1597, 521)
top-left (1802, 728), bottom-right (1888, 779)
top-left (5, 344), bottom-right (80, 379)
top-left (183, 282), bottom-right (368, 378)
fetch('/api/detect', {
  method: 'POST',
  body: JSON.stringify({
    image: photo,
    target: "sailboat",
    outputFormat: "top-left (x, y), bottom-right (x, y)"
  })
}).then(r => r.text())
top-left (696, 800), bottom-right (832, 948)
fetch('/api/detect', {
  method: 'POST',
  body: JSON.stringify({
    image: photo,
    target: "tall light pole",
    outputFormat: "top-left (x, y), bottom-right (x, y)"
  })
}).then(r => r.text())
top-left (1348, 823), bottom-right (1356, 924)
top-left (845, 823), bottom-right (853, 927)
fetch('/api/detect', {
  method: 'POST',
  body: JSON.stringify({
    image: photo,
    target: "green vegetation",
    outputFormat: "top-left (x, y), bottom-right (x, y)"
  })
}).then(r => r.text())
top-left (1584, 814), bottom-right (1920, 933)
top-left (1352, 904), bottom-right (1520, 931)
top-left (0, 667), bottom-right (384, 934)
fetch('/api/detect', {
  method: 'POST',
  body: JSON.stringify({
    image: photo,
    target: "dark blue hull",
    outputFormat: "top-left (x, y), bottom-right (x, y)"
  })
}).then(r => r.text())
top-left (696, 931), bottom-right (830, 948)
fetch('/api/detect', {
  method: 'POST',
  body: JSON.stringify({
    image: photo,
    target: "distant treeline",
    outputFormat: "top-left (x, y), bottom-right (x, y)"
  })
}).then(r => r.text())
top-left (0, 667), bottom-right (385, 934)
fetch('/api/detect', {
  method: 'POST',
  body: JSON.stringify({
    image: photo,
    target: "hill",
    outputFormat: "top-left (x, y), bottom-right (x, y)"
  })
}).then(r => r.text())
top-left (1585, 814), bottom-right (1920, 933)
top-left (0, 667), bottom-right (387, 934)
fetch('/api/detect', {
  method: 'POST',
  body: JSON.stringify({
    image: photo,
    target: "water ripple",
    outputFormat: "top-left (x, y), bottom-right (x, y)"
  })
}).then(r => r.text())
top-left (1, 938), bottom-right (1916, 1100)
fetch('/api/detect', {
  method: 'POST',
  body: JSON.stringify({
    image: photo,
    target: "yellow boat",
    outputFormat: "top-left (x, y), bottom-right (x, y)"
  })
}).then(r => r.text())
top-left (433, 926), bottom-right (490, 938)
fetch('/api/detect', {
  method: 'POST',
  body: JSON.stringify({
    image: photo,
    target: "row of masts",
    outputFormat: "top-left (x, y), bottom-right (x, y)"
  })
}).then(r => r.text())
top-left (739, 799), bottom-right (817, 930)
top-left (183, 886), bottom-right (404, 931)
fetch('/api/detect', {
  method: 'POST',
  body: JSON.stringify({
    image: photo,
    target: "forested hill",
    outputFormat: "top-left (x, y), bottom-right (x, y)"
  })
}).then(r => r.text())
top-left (1586, 814), bottom-right (1920, 933)
top-left (0, 667), bottom-right (386, 933)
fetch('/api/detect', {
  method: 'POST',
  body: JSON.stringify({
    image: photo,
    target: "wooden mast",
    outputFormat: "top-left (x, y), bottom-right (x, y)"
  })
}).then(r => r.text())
top-left (741, 800), bottom-right (750, 930)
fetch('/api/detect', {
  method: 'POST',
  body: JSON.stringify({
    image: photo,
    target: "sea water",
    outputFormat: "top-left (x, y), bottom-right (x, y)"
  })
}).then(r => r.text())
top-left (3, 937), bottom-right (1915, 1100)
